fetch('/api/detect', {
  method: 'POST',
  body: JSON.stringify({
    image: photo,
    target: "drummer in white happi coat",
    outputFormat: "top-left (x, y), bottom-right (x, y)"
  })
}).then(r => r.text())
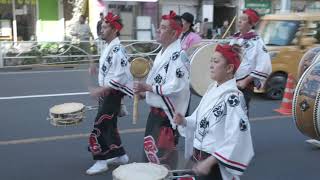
top-left (230, 8), bottom-right (271, 108)
top-left (86, 12), bottom-right (133, 175)
top-left (133, 11), bottom-right (190, 169)
top-left (175, 44), bottom-right (254, 180)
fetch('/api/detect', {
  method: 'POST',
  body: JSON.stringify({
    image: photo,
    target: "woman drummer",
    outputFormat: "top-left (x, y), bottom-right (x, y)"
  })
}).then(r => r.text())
top-left (174, 44), bottom-right (254, 180)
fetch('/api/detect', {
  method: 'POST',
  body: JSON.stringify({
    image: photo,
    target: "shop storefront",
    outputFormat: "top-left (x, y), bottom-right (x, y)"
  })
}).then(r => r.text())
top-left (0, 0), bottom-right (37, 41)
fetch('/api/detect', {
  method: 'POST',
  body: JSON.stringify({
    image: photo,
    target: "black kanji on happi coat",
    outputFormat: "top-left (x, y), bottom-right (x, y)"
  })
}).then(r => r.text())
top-left (113, 46), bottom-right (120, 52)
top-left (120, 58), bottom-right (127, 67)
top-left (154, 74), bottom-right (163, 84)
top-left (176, 68), bottom-right (184, 78)
top-left (227, 94), bottom-right (240, 107)
top-left (171, 51), bottom-right (180, 61)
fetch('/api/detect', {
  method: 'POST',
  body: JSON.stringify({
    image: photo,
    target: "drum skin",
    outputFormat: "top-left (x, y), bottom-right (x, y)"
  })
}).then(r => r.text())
top-left (293, 61), bottom-right (320, 139)
top-left (112, 162), bottom-right (168, 180)
top-left (189, 43), bottom-right (217, 96)
top-left (297, 47), bottom-right (320, 78)
top-left (49, 102), bottom-right (85, 126)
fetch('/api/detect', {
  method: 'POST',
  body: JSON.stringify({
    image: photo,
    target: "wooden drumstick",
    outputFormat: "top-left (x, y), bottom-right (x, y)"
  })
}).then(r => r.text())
top-left (130, 57), bottom-right (151, 125)
top-left (133, 90), bottom-right (139, 124)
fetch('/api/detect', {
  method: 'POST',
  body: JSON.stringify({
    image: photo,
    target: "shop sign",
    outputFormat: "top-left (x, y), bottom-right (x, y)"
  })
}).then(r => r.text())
top-left (245, 0), bottom-right (271, 15)
top-left (0, 0), bottom-right (37, 5)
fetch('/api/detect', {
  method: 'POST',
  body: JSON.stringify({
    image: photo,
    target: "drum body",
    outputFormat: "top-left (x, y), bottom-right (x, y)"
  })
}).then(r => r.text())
top-left (293, 61), bottom-right (320, 139)
top-left (49, 102), bottom-right (85, 126)
top-left (112, 162), bottom-right (168, 180)
top-left (189, 43), bottom-right (217, 96)
top-left (297, 47), bottom-right (320, 78)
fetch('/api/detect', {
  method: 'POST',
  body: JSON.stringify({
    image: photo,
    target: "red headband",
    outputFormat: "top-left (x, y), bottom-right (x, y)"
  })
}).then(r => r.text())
top-left (162, 10), bottom-right (182, 36)
top-left (104, 12), bottom-right (122, 31)
top-left (243, 9), bottom-right (259, 25)
top-left (215, 44), bottom-right (241, 72)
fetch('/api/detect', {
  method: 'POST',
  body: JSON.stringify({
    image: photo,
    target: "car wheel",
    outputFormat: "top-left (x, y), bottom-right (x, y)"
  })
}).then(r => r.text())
top-left (265, 74), bottom-right (287, 100)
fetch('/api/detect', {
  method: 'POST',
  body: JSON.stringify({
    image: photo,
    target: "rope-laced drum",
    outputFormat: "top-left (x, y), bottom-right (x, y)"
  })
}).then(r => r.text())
top-left (297, 47), bottom-right (320, 78)
top-left (48, 102), bottom-right (96, 126)
top-left (112, 162), bottom-right (194, 180)
top-left (293, 60), bottom-right (320, 139)
top-left (189, 43), bottom-right (218, 96)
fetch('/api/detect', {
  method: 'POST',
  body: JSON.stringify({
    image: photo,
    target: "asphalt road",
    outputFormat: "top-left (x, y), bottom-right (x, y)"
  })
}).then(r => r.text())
top-left (0, 68), bottom-right (318, 180)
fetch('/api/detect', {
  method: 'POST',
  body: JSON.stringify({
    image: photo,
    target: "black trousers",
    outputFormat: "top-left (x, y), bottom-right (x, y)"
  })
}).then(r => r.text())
top-left (88, 90), bottom-right (126, 160)
top-left (240, 87), bottom-right (253, 112)
top-left (189, 149), bottom-right (223, 180)
top-left (142, 107), bottom-right (179, 169)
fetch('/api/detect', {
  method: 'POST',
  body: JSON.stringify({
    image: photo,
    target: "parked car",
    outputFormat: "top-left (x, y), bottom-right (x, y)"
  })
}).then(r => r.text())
top-left (256, 13), bottom-right (320, 100)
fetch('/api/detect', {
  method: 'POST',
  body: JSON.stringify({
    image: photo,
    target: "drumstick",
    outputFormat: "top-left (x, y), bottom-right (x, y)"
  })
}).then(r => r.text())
top-left (133, 82), bottom-right (139, 124)
top-left (222, 15), bottom-right (236, 39)
top-left (130, 57), bottom-right (151, 125)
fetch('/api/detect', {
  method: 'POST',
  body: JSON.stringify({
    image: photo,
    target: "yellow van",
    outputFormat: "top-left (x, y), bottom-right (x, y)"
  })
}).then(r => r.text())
top-left (256, 13), bottom-right (320, 99)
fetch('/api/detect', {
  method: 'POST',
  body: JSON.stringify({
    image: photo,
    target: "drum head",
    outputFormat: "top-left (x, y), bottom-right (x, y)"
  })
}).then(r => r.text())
top-left (49, 102), bottom-right (85, 127)
top-left (297, 47), bottom-right (320, 78)
top-left (49, 102), bottom-right (85, 115)
top-left (112, 162), bottom-right (168, 180)
top-left (293, 61), bottom-right (320, 139)
top-left (190, 43), bottom-right (217, 96)
top-left (130, 57), bottom-right (151, 79)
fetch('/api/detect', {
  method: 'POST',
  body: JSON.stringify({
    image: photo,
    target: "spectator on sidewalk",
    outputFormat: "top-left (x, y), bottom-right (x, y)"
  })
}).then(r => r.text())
top-left (71, 15), bottom-right (94, 53)
top-left (180, 12), bottom-right (202, 51)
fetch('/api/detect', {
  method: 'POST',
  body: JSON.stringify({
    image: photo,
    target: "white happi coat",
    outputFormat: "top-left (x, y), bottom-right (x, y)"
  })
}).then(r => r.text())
top-left (98, 37), bottom-right (133, 97)
top-left (179, 79), bottom-right (254, 180)
top-left (230, 30), bottom-right (272, 89)
top-left (146, 39), bottom-right (190, 128)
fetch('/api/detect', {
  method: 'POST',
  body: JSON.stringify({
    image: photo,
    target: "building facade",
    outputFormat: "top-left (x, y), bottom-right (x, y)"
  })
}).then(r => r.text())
top-left (1, 0), bottom-right (320, 42)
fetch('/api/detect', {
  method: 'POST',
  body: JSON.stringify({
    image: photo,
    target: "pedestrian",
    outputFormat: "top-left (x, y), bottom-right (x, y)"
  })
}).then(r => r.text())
top-left (200, 18), bottom-right (210, 39)
top-left (180, 12), bottom-right (202, 51)
top-left (133, 10), bottom-right (190, 169)
top-left (86, 12), bottom-right (133, 175)
top-left (71, 15), bottom-right (94, 53)
top-left (230, 9), bottom-right (271, 109)
top-left (97, 12), bottom-right (104, 38)
top-left (174, 44), bottom-right (254, 180)
top-left (219, 20), bottom-right (230, 38)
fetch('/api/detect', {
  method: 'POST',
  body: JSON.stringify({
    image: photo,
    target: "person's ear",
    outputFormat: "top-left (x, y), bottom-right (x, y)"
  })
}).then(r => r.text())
top-left (226, 64), bottom-right (235, 74)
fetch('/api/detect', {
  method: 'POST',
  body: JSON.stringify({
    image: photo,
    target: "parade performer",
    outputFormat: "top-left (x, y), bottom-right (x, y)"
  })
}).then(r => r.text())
top-left (180, 12), bottom-right (202, 51)
top-left (133, 11), bottom-right (190, 169)
top-left (86, 12), bottom-right (133, 175)
top-left (230, 8), bottom-right (271, 108)
top-left (175, 44), bottom-right (254, 180)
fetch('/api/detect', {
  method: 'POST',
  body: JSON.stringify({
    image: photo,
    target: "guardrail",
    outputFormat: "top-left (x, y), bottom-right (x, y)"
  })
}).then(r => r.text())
top-left (0, 39), bottom-right (229, 69)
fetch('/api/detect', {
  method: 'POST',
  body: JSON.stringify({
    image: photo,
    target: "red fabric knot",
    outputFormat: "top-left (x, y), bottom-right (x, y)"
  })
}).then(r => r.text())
top-left (104, 12), bottom-right (122, 31)
top-left (162, 10), bottom-right (182, 36)
top-left (215, 44), bottom-right (241, 72)
top-left (243, 9), bottom-right (260, 25)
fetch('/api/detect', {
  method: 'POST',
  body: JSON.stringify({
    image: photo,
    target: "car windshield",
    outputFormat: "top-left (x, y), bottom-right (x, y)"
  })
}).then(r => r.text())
top-left (257, 20), bottom-right (300, 46)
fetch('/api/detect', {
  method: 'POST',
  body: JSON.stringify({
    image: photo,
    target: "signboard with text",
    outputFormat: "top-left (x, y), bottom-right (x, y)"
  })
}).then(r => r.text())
top-left (245, 0), bottom-right (271, 15)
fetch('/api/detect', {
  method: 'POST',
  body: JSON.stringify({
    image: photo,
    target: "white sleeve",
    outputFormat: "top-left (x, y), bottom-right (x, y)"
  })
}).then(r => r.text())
top-left (250, 39), bottom-right (272, 87)
top-left (212, 93), bottom-right (254, 176)
top-left (152, 52), bottom-right (190, 96)
top-left (107, 47), bottom-right (133, 97)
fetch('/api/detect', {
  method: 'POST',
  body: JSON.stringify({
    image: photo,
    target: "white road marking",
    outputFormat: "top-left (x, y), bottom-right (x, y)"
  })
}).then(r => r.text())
top-left (0, 69), bottom-right (87, 75)
top-left (0, 115), bottom-right (291, 146)
top-left (0, 92), bottom-right (90, 100)
top-left (0, 128), bottom-right (145, 145)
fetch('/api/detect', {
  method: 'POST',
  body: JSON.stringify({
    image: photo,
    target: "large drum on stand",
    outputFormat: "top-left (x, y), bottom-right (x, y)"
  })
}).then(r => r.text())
top-left (297, 46), bottom-right (320, 78)
top-left (189, 43), bottom-right (218, 96)
top-left (293, 60), bottom-right (320, 139)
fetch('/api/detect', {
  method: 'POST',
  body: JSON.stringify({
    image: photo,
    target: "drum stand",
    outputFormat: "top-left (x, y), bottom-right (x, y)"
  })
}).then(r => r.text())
top-left (167, 169), bottom-right (195, 179)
